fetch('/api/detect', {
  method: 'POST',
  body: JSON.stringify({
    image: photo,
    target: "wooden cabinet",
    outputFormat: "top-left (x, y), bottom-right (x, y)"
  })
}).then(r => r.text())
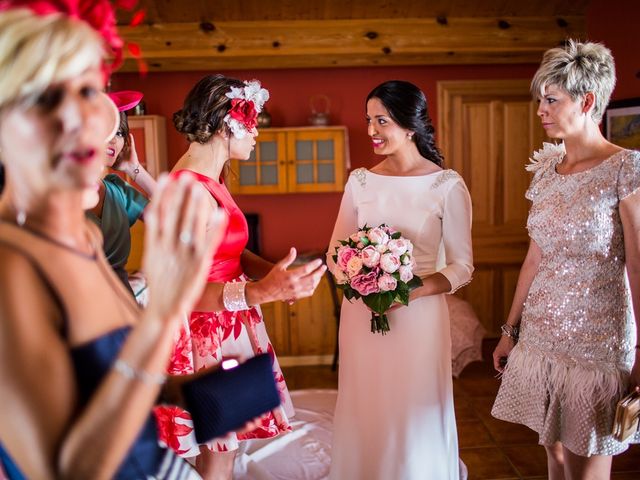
top-left (126, 115), bottom-right (168, 273)
top-left (127, 115), bottom-right (168, 178)
top-left (227, 126), bottom-right (348, 195)
top-left (261, 272), bottom-right (339, 366)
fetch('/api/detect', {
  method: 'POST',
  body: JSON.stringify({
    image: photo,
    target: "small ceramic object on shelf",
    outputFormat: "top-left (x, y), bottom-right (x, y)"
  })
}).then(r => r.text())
top-left (130, 100), bottom-right (146, 116)
top-left (257, 107), bottom-right (272, 128)
top-left (308, 94), bottom-right (330, 126)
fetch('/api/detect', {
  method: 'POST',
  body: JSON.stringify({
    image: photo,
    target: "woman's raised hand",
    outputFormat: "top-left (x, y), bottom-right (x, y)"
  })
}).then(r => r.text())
top-left (143, 173), bottom-right (227, 325)
top-left (114, 133), bottom-right (140, 175)
top-left (247, 248), bottom-right (327, 306)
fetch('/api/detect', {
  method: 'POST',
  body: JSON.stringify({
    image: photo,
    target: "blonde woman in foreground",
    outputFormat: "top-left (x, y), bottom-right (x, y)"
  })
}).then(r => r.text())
top-left (0, 3), bottom-right (225, 478)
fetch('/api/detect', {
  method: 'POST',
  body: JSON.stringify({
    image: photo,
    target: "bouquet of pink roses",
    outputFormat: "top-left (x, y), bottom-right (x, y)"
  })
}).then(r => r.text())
top-left (332, 224), bottom-right (423, 335)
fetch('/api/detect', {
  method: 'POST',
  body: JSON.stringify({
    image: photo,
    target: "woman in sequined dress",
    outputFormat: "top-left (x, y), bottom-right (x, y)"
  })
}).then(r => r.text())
top-left (491, 40), bottom-right (640, 479)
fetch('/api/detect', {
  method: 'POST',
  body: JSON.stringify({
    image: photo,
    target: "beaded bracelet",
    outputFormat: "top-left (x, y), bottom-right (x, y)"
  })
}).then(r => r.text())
top-left (223, 281), bottom-right (249, 311)
top-left (113, 359), bottom-right (166, 385)
top-left (131, 165), bottom-right (140, 182)
top-left (500, 323), bottom-right (519, 341)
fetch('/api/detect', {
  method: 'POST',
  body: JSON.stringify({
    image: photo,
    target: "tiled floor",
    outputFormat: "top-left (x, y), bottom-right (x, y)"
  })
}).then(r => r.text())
top-left (282, 340), bottom-right (640, 480)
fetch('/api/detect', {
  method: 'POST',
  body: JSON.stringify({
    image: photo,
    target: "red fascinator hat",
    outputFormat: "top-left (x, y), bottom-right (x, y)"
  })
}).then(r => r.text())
top-left (0, 0), bottom-right (147, 76)
top-left (108, 90), bottom-right (143, 112)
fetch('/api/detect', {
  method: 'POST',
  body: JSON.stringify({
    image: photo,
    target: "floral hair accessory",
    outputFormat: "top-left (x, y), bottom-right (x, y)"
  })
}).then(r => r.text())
top-left (223, 80), bottom-right (269, 139)
top-left (0, 0), bottom-right (146, 76)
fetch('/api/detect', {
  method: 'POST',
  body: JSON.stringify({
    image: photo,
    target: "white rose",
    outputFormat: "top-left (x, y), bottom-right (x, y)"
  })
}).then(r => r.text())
top-left (406, 240), bottom-right (414, 254)
top-left (367, 227), bottom-right (389, 246)
top-left (379, 253), bottom-right (400, 273)
top-left (399, 265), bottom-right (414, 283)
top-left (401, 254), bottom-right (411, 265)
top-left (387, 239), bottom-right (408, 256)
top-left (361, 245), bottom-right (381, 268)
top-left (346, 256), bottom-right (363, 277)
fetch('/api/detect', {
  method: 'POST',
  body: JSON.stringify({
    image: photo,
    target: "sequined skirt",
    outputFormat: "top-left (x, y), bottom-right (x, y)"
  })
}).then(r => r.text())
top-left (492, 341), bottom-right (640, 456)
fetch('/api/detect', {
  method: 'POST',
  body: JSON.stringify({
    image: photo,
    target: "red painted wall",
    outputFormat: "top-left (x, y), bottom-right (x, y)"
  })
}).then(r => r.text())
top-left (587, 0), bottom-right (640, 100)
top-left (112, 2), bottom-right (638, 261)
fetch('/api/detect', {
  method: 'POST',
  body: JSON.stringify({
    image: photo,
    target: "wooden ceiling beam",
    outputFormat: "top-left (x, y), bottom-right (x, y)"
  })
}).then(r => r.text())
top-left (118, 17), bottom-right (585, 72)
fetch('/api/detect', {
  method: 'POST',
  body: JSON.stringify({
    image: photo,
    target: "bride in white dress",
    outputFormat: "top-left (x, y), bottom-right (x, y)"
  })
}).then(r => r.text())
top-left (327, 80), bottom-right (474, 480)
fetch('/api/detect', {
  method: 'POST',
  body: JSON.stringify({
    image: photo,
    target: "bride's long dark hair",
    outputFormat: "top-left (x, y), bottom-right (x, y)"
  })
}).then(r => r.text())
top-left (366, 80), bottom-right (444, 167)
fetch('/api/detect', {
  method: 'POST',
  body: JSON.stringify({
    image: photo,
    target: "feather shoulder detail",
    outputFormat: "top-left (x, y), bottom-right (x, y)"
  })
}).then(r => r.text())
top-left (525, 142), bottom-right (565, 172)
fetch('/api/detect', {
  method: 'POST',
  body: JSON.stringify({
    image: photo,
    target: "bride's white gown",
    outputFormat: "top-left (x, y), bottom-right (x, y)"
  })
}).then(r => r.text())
top-left (327, 168), bottom-right (473, 480)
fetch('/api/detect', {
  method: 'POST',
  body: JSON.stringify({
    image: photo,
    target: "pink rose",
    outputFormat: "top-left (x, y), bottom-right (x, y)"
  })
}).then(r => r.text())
top-left (387, 239), bottom-right (408, 256)
top-left (399, 265), bottom-right (414, 283)
top-left (375, 244), bottom-right (388, 253)
top-left (350, 271), bottom-right (380, 296)
top-left (336, 246), bottom-right (358, 271)
top-left (346, 256), bottom-right (364, 277)
top-left (378, 273), bottom-right (398, 292)
top-left (380, 253), bottom-right (401, 273)
top-left (361, 245), bottom-right (381, 268)
top-left (367, 227), bottom-right (389, 245)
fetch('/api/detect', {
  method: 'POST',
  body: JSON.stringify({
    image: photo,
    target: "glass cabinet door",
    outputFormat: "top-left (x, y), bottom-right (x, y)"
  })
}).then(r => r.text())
top-left (286, 129), bottom-right (345, 193)
top-left (228, 131), bottom-right (287, 194)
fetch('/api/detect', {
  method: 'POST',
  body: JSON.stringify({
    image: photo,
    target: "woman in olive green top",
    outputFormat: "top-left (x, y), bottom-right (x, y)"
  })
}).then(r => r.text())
top-left (87, 91), bottom-right (156, 296)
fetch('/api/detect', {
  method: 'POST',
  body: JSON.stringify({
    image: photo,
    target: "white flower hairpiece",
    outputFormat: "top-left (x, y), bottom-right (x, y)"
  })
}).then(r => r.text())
top-left (223, 80), bottom-right (270, 139)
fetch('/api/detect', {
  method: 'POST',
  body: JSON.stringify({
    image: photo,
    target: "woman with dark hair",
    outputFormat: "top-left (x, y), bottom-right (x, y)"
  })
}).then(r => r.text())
top-left (327, 80), bottom-right (473, 479)
top-left (87, 91), bottom-right (156, 297)
top-left (156, 74), bottom-right (327, 479)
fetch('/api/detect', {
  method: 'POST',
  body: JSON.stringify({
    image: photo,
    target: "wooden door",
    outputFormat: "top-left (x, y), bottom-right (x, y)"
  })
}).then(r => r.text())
top-left (438, 80), bottom-right (547, 336)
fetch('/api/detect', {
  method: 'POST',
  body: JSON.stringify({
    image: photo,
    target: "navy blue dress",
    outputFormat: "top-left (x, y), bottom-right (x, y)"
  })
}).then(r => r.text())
top-left (0, 326), bottom-right (196, 479)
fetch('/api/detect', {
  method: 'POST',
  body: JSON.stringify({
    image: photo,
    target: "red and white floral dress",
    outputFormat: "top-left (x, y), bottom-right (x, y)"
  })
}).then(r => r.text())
top-left (154, 170), bottom-right (293, 456)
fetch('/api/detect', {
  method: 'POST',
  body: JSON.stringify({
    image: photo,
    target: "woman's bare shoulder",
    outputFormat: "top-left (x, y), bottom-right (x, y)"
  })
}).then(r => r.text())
top-left (0, 243), bottom-right (63, 328)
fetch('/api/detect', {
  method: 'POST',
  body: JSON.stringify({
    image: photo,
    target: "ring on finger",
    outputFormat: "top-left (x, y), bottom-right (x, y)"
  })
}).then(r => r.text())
top-left (179, 230), bottom-right (193, 245)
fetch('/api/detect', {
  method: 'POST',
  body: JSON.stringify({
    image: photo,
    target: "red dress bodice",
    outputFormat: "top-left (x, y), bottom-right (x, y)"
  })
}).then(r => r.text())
top-left (173, 170), bottom-right (248, 282)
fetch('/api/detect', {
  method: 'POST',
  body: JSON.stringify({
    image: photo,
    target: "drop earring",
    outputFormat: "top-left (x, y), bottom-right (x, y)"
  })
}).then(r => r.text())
top-left (16, 210), bottom-right (26, 226)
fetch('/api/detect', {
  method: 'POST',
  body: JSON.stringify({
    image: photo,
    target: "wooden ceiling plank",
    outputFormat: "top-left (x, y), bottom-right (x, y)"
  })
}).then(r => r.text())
top-left (125, 0), bottom-right (590, 23)
top-left (118, 16), bottom-right (585, 71)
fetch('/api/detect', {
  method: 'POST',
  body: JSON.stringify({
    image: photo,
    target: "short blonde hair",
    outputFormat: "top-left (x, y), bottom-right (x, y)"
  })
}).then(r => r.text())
top-left (531, 40), bottom-right (616, 124)
top-left (0, 8), bottom-right (104, 110)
